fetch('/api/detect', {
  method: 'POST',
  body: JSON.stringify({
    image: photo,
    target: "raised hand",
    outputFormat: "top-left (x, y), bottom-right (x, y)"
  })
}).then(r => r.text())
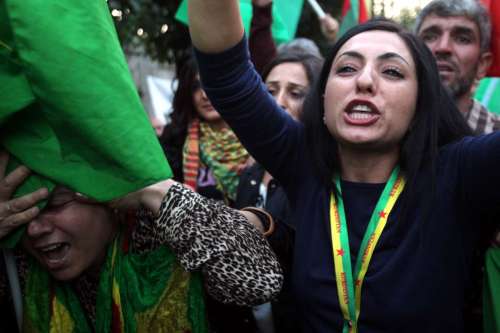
top-left (0, 152), bottom-right (48, 239)
top-left (109, 179), bottom-right (176, 217)
top-left (320, 14), bottom-right (339, 42)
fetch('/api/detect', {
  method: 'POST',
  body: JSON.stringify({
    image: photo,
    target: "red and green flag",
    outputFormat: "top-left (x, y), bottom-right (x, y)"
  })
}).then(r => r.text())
top-left (338, 0), bottom-right (369, 37)
top-left (480, 0), bottom-right (500, 77)
top-left (0, 0), bottom-right (172, 247)
top-left (175, 0), bottom-right (304, 44)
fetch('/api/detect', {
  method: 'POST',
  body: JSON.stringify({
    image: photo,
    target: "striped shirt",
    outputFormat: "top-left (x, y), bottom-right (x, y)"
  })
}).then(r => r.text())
top-left (464, 99), bottom-right (500, 135)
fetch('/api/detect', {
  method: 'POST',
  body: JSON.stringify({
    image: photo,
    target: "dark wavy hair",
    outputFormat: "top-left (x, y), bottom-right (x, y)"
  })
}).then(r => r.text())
top-left (300, 19), bottom-right (472, 225)
top-left (159, 54), bottom-right (200, 182)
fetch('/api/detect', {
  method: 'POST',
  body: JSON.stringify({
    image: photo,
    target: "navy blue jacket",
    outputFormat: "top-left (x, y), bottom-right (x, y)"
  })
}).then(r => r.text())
top-left (195, 37), bottom-right (500, 333)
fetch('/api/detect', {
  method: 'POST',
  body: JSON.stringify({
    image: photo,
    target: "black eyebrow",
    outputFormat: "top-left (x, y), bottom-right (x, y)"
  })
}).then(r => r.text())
top-left (337, 51), bottom-right (363, 61)
top-left (266, 80), bottom-right (307, 89)
top-left (378, 52), bottom-right (410, 66)
top-left (419, 25), bottom-right (441, 36)
top-left (337, 51), bottom-right (410, 66)
top-left (452, 26), bottom-right (476, 37)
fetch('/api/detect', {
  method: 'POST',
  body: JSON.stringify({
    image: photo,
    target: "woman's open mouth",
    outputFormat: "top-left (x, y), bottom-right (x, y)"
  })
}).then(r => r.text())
top-left (344, 102), bottom-right (380, 126)
top-left (37, 242), bottom-right (70, 269)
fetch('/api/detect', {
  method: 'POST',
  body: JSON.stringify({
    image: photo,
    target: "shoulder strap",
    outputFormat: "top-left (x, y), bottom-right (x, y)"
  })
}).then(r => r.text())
top-left (3, 249), bottom-right (23, 332)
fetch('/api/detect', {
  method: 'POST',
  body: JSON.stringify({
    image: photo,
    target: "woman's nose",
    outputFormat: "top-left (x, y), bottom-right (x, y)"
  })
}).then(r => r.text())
top-left (356, 67), bottom-right (375, 94)
top-left (276, 91), bottom-right (288, 110)
top-left (26, 215), bottom-right (54, 238)
top-left (200, 88), bottom-right (209, 100)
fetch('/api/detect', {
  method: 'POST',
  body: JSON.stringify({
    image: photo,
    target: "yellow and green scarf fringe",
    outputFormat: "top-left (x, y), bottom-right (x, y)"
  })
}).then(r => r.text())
top-left (23, 235), bottom-right (207, 333)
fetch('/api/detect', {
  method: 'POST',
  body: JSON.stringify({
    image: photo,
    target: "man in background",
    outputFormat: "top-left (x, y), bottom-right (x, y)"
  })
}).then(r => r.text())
top-left (416, 2), bottom-right (500, 332)
top-left (416, 0), bottom-right (500, 134)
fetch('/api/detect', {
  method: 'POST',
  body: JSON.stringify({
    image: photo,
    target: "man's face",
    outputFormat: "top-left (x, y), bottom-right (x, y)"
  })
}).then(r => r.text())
top-left (418, 14), bottom-right (491, 99)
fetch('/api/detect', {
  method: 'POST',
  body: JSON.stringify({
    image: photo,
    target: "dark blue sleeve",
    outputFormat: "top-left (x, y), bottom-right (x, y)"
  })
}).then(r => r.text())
top-left (455, 132), bottom-right (500, 212)
top-left (193, 37), bottom-right (304, 188)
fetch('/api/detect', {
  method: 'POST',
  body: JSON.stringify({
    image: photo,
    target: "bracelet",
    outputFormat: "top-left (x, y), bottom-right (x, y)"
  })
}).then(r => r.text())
top-left (241, 207), bottom-right (275, 237)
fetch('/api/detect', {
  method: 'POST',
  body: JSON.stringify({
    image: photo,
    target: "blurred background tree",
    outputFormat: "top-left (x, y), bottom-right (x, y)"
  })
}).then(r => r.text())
top-left (108, 0), bottom-right (342, 64)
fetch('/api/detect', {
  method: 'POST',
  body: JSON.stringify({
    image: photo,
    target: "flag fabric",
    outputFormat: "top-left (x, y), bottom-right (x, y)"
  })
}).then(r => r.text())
top-left (475, 78), bottom-right (500, 113)
top-left (483, 248), bottom-right (500, 333)
top-left (175, 0), bottom-right (304, 44)
top-left (480, 0), bottom-right (500, 77)
top-left (0, 0), bottom-right (172, 247)
top-left (338, 0), bottom-right (369, 37)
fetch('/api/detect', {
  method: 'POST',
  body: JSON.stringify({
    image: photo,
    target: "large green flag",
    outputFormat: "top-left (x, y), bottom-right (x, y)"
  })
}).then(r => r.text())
top-left (175, 0), bottom-right (304, 43)
top-left (475, 78), bottom-right (500, 114)
top-left (0, 0), bottom-right (172, 246)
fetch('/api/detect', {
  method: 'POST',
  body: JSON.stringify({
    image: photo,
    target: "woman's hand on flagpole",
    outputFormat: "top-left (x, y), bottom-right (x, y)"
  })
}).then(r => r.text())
top-left (320, 13), bottom-right (339, 42)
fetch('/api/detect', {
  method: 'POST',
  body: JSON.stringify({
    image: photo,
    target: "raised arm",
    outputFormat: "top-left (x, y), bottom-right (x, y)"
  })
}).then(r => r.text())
top-left (250, 0), bottom-right (277, 74)
top-left (188, 0), bottom-right (244, 53)
top-left (187, 0), bottom-right (305, 188)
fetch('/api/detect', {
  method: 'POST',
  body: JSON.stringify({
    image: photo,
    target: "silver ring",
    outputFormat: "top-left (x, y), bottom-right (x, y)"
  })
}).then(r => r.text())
top-left (5, 202), bottom-right (11, 213)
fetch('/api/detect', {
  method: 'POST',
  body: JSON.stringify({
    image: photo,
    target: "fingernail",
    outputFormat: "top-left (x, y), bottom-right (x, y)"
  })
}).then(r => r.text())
top-left (39, 188), bottom-right (49, 197)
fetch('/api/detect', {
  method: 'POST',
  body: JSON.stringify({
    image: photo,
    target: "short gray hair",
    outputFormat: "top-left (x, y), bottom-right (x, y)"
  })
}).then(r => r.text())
top-left (415, 0), bottom-right (491, 53)
top-left (277, 38), bottom-right (322, 58)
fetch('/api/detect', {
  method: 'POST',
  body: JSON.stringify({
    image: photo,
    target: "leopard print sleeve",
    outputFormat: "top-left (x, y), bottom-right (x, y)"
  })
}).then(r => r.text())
top-left (151, 183), bottom-right (283, 307)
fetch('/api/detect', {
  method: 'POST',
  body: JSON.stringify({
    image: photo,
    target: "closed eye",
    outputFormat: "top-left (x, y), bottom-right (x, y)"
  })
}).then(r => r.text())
top-left (290, 90), bottom-right (306, 99)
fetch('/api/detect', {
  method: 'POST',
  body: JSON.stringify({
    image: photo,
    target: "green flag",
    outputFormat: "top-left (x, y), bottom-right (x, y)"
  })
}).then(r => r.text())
top-left (175, 0), bottom-right (304, 43)
top-left (0, 0), bottom-right (172, 247)
top-left (475, 78), bottom-right (500, 114)
top-left (483, 248), bottom-right (500, 333)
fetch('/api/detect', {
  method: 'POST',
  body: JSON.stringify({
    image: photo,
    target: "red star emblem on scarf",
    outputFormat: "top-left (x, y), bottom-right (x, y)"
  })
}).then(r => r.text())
top-left (379, 211), bottom-right (387, 219)
top-left (336, 248), bottom-right (345, 256)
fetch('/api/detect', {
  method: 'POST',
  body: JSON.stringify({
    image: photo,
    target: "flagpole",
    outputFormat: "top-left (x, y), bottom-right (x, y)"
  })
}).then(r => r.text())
top-left (306, 0), bottom-right (326, 19)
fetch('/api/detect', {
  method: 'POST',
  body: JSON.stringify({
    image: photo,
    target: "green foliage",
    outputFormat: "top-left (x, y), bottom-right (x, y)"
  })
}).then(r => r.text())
top-left (109, 0), bottom-right (191, 63)
top-left (394, 7), bottom-right (419, 30)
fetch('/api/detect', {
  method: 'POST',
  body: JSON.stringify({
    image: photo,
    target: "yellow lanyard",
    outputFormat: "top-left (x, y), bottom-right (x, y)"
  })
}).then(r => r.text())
top-left (330, 168), bottom-right (405, 332)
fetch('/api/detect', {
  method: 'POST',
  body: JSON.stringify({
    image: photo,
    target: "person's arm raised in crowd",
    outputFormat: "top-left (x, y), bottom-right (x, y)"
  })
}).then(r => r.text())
top-left (319, 13), bottom-right (339, 42)
top-left (188, 0), bottom-right (244, 53)
top-left (187, 0), bottom-right (303, 188)
top-left (250, 0), bottom-right (277, 74)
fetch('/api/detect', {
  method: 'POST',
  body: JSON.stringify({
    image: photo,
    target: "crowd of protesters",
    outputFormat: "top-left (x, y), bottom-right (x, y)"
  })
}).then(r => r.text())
top-left (1, 0), bottom-right (499, 332)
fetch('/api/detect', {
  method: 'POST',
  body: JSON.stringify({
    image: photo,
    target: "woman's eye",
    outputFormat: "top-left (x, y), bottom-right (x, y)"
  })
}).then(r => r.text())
top-left (290, 90), bottom-right (306, 99)
top-left (267, 88), bottom-right (277, 96)
top-left (383, 67), bottom-right (404, 79)
top-left (336, 65), bottom-right (356, 74)
top-left (45, 194), bottom-right (75, 209)
top-left (191, 80), bottom-right (201, 92)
